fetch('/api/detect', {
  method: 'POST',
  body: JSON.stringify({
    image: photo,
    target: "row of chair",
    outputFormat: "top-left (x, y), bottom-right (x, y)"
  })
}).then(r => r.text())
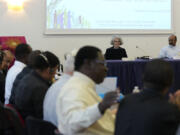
top-left (0, 103), bottom-right (63, 135)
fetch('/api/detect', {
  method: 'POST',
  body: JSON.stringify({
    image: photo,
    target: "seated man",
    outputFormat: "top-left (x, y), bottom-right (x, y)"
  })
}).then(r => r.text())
top-left (0, 51), bottom-right (6, 103)
top-left (5, 44), bottom-right (32, 104)
top-left (13, 51), bottom-right (59, 119)
top-left (56, 46), bottom-right (119, 135)
top-left (115, 59), bottom-right (180, 135)
top-left (159, 34), bottom-right (180, 58)
top-left (43, 50), bottom-right (76, 127)
top-left (2, 50), bottom-right (14, 74)
top-left (9, 50), bottom-right (41, 105)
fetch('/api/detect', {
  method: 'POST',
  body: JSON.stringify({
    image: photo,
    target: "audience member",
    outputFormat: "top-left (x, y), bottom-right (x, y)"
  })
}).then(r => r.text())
top-left (0, 51), bottom-right (6, 103)
top-left (105, 35), bottom-right (127, 60)
top-left (115, 59), bottom-right (180, 135)
top-left (2, 50), bottom-right (14, 74)
top-left (169, 90), bottom-right (180, 135)
top-left (159, 34), bottom-right (180, 58)
top-left (43, 49), bottom-right (77, 127)
top-left (14, 51), bottom-right (59, 119)
top-left (57, 46), bottom-right (119, 135)
top-left (5, 44), bottom-right (32, 104)
top-left (9, 50), bottom-right (41, 105)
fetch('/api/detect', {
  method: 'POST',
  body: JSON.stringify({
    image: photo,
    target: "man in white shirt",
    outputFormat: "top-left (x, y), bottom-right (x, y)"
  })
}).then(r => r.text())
top-left (56, 46), bottom-right (119, 135)
top-left (4, 44), bottom-right (32, 104)
top-left (159, 34), bottom-right (180, 59)
top-left (43, 50), bottom-right (76, 127)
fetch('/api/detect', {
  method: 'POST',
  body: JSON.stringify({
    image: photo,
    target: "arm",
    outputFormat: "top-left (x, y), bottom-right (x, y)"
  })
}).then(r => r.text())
top-left (104, 49), bottom-right (110, 60)
top-left (56, 90), bottom-right (118, 134)
top-left (123, 49), bottom-right (128, 58)
top-left (57, 97), bottom-right (102, 134)
top-left (159, 48), bottom-right (166, 58)
top-left (32, 86), bottom-right (47, 119)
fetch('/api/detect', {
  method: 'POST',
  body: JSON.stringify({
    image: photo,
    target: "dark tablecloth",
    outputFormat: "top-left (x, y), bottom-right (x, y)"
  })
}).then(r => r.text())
top-left (106, 59), bottom-right (180, 95)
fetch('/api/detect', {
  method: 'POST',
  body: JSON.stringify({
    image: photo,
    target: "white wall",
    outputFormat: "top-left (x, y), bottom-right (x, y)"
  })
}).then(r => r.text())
top-left (1, 0), bottom-right (180, 62)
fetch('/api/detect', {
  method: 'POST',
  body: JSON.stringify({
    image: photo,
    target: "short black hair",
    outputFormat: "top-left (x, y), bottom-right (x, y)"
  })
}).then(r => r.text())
top-left (15, 43), bottom-right (32, 60)
top-left (0, 50), bottom-right (5, 65)
top-left (75, 46), bottom-right (101, 71)
top-left (34, 51), bottom-right (60, 71)
top-left (27, 50), bottom-right (41, 68)
top-left (143, 59), bottom-right (173, 91)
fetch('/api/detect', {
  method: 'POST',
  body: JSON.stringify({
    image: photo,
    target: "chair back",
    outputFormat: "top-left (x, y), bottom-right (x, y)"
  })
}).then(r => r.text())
top-left (26, 116), bottom-right (58, 135)
top-left (5, 104), bottom-right (25, 126)
top-left (0, 103), bottom-right (24, 135)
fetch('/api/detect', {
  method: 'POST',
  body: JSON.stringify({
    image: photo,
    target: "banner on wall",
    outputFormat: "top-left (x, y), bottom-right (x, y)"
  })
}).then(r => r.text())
top-left (0, 36), bottom-right (26, 53)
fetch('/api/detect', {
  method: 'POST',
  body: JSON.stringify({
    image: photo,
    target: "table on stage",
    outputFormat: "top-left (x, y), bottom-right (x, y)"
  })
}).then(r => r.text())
top-left (106, 59), bottom-right (180, 95)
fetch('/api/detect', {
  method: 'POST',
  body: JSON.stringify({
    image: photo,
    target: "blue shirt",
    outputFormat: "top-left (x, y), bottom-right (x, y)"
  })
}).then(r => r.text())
top-left (159, 45), bottom-right (180, 59)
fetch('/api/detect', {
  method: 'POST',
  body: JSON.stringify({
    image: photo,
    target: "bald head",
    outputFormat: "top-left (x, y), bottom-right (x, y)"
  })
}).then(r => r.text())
top-left (168, 34), bottom-right (177, 46)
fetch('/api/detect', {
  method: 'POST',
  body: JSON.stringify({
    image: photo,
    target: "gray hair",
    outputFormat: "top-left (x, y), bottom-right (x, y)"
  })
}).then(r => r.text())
top-left (63, 49), bottom-right (78, 73)
top-left (110, 35), bottom-right (123, 45)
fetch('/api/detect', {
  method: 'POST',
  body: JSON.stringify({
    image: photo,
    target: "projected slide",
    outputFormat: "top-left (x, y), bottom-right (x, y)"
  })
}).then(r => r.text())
top-left (46, 0), bottom-right (172, 33)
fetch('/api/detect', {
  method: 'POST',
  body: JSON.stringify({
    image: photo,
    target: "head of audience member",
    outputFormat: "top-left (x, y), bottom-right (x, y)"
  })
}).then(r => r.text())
top-left (0, 50), bottom-right (5, 70)
top-left (63, 49), bottom-right (77, 75)
top-left (143, 59), bottom-right (173, 95)
top-left (27, 50), bottom-right (41, 68)
top-left (34, 51), bottom-right (60, 82)
top-left (168, 34), bottom-right (177, 46)
top-left (1, 50), bottom-right (14, 71)
top-left (110, 35), bottom-right (123, 49)
top-left (75, 46), bottom-right (107, 84)
top-left (15, 43), bottom-right (32, 65)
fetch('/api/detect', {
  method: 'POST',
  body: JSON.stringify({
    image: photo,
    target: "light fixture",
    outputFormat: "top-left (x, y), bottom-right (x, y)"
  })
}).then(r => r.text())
top-left (7, 0), bottom-right (25, 11)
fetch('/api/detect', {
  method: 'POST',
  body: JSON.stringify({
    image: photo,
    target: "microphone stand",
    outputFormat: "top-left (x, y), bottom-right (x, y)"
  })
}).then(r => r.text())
top-left (136, 46), bottom-right (150, 60)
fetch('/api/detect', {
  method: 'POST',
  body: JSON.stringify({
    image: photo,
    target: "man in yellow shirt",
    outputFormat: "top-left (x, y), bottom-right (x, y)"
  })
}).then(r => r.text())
top-left (56, 46), bottom-right (119, 135)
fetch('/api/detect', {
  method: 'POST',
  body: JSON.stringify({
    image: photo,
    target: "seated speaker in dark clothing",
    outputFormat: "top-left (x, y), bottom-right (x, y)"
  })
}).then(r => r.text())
top-left (115, 59), bottom-right (180, 135)
top-left (105, 35), bottom-right (127, 60)
top-left (9, 50), bottom-right (41, 105)
top-left (13, 51), bottom-right (60, 120)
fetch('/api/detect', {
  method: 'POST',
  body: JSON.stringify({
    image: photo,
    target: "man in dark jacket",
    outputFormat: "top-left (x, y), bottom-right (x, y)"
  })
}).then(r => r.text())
top-left (13, 51), bottom-right (59, 119)
top-left (115, 59), bottom-right (180, 135)
top-left (9, 50), bottom-right (41, 105)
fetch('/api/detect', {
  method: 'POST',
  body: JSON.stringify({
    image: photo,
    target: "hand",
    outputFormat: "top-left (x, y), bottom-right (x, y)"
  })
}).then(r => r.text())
top-left (98, 89), bottom-right (120, 114)
top-left (169, 90), bottom-right (180, 110)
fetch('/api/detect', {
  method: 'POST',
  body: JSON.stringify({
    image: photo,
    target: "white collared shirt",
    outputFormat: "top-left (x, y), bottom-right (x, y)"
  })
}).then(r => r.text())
top-left (56, 72), bottom-right (115, 135)
top-left (5, 60), bottom-right (26, 104)
top-left (43, 73), bottom-right (71, 127)
top-left (159, 45), bottom-right (180, 59)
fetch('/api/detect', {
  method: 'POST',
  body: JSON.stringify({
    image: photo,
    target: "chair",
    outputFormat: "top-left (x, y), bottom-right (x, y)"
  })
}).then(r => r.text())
top-left (26, 116), bottom-right (62, 135)
top-left (5, 104), bottom-right (25, 126)
top-left (0, 103), bottom-right (24, 135)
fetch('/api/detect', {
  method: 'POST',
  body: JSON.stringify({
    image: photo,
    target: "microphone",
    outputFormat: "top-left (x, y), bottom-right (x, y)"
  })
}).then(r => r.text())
top-left (136, 45), bottom-right (150, 60)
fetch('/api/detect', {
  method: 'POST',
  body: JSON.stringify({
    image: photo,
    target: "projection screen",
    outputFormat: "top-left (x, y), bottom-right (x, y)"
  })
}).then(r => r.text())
top-left (45, 0), bottom-right (173, 34)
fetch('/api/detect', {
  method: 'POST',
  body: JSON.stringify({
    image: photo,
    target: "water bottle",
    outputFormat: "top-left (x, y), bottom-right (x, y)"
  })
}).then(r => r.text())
top-left (117, 93), bottom-right (124, 102)
top-left (133, 86), bottom-right (140, 93)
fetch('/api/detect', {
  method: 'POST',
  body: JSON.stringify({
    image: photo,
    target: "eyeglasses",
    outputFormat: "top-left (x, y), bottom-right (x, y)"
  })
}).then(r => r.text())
top-left (114, 41), bottom-right (121, 42)
top-left (95, 60), bottom-right (107, 66)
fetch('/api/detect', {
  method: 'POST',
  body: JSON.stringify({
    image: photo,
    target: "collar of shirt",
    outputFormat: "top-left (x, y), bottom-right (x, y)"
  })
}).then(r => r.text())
top-left (61, 73), bottom-right (71, 79)
top-left (74, 71), bottom-right (96, 89)
top-left (168, 44), bottom-right (176, 49)
top-left (14, 60), bottom-right (26, 69)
